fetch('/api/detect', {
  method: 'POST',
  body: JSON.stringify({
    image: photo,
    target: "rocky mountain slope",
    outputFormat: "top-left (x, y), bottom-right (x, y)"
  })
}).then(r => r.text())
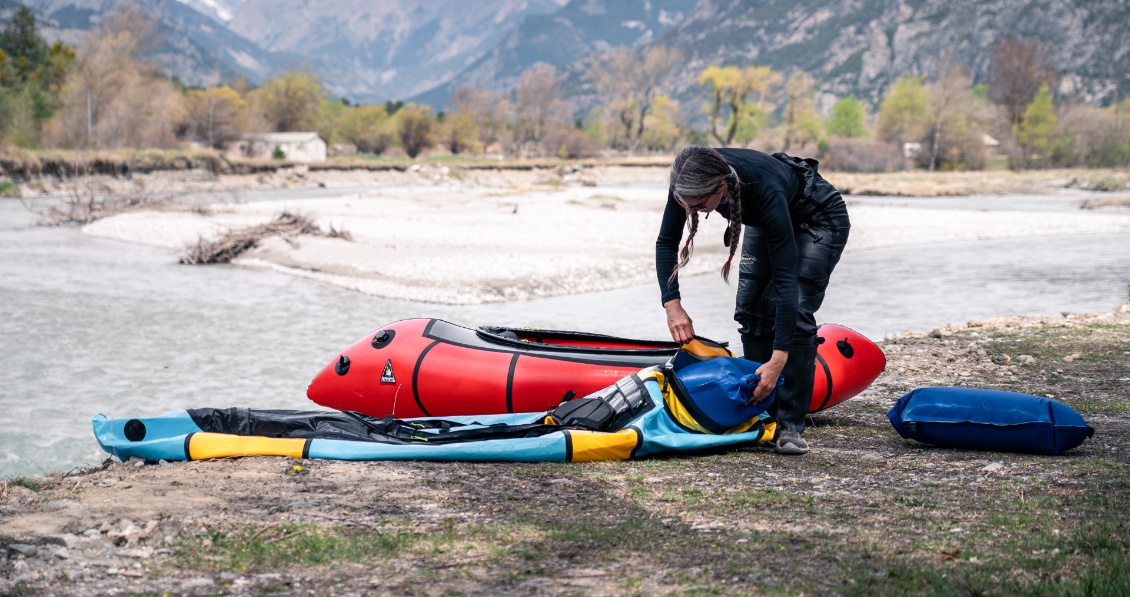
top-left (20, 0), bottom-right (289, 87)
top-left (652, 0), bottom-right (1129, 108)
top-left (225, 0), bottom-right (566, 103)
top-left (413, 0), bottom-right (697, 108)
top-left (10, 0), bottom-right (1128, 109)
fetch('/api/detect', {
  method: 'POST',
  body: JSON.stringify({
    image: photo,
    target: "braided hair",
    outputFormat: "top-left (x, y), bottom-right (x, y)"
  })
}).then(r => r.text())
top-left (668, 145), bottom-right (743, 285)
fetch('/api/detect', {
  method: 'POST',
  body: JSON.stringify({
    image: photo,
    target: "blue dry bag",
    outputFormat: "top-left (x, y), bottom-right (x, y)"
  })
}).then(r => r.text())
top-left (674, 357), bottom-right (782, 431)
top-left (887, 386), bottom-right (1094, 455)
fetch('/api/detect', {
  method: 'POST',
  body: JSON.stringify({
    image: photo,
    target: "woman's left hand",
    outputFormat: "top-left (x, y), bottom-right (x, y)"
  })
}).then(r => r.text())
top-left (748, 350), bottom-right (788, 404)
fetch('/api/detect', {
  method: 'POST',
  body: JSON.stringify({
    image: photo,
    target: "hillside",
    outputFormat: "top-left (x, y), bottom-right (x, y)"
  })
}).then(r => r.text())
top-left (652, 0), bottom-right (1130, 108)
top-left (9, 0), bottom-right (1129, 109)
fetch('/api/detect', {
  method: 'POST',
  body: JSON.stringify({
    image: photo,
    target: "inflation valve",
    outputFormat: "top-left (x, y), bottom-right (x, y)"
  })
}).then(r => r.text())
top-left (335, 355), bottom-right (351, 375)
top-left (836, 339), bottom-right (854, 359)
top-left (372, 329), bottom-right (396, 349)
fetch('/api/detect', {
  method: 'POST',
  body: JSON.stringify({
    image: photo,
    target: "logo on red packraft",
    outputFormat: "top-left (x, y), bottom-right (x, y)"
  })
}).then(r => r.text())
top-left (380, 360), bottom-right (396, 384)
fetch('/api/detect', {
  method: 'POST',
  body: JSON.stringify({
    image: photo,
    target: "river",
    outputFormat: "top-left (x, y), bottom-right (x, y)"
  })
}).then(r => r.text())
top-left (1, 193), bottom-right (1127, 478)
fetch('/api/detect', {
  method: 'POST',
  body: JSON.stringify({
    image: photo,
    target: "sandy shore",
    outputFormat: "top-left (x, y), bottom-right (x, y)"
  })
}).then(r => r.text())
top-left (73, 166), bottom-right (1130, 305)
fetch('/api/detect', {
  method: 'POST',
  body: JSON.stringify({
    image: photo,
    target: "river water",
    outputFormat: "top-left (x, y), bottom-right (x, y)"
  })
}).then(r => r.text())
top-left (2, 193), bottom-right (1128, 478)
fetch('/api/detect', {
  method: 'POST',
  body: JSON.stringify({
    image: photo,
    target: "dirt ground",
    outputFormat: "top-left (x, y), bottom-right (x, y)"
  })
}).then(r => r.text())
top-left (3, 302), bottom-right (1128, 596)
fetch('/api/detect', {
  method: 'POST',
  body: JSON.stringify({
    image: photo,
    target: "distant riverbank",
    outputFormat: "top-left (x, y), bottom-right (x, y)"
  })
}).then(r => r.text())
top-left (61, 168), bottom-right (1130, 305)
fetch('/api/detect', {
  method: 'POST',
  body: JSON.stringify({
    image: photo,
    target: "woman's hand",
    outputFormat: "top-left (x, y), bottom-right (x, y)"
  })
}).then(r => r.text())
top-left (664, 299), bottom-right (695, 344)
top-left (748, 350), bottom-right (788, 404)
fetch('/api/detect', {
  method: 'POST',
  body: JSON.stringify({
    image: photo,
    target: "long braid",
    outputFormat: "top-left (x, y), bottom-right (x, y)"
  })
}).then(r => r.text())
top-left (720, 171), bottom-right (742, 283)
top-left (668, 211), bottom-right (699, 285)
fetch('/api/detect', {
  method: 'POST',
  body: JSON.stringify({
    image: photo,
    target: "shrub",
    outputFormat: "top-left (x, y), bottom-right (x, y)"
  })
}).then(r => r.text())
top-left (820, 138), bottom-right (906, 172)
top-left (542, 127), bottom-right (599, 159)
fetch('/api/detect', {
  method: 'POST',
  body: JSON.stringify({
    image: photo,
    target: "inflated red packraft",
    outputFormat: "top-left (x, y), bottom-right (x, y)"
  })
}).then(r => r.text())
top-left (306, 319), bottom-right (885, 418)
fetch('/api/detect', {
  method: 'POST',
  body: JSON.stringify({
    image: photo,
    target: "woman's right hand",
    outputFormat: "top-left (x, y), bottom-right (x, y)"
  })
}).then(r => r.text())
top-left (664, 299), bottom-right (695, 344)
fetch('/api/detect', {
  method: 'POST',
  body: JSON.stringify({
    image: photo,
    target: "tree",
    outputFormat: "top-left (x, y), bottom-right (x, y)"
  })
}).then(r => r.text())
top-left (826, 95), bottom-right (868, 138)
top-left (337, 104), bottom-right (392, 154)
top-left (0, 7), bottom-right (75, 146)
top-left (780, 70), bottom-right (823, 151)
top-left (451, 86), bottom-right (509, 154)
top-left (181, 86), bottom-right (245, 148)
top-left (512, 63), bottom-right (568, 149)
top-left (639, 95), bottom-right (683, 152)
top-left (393, 102), bottom-right (435, 159)
top-left (698, 65), bottom-right (779, 146)
top-left (47, 3), bottom-right (178, 149)
top-left (988, 37), bottom-right (1058, 128)
top-left (0, 6), bottom-right (47, 83)
top-left (1015, 84), bottom-right (1057, 168)
top-left (255, 72), bottom-right (325, 132)
top-left (590, 46), bottom-right (682, 153)
top-left (441, 109), bottom-right (479, 154)
top-left (876, 76), bottom-right (930, 147)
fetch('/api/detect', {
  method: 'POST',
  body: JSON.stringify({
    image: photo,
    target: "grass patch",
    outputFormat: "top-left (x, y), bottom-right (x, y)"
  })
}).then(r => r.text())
top-left (173, 523), bottom-right (416, 571)
top-left (0, 180), bottom-right (20, 197)
top-left (2, 476), bottom-right (45, 492)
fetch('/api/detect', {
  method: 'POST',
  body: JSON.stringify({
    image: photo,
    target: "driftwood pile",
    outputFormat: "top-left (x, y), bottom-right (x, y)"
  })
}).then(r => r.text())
top-left (180, 212), bottom-right (352, 264)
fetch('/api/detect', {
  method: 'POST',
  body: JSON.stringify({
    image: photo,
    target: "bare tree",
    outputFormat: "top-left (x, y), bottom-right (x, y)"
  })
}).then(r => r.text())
top-left (48, 2), bottom-right (179, 149)
top-left (988, 37), bottom-right (1059, 127)
top-left (590, 46), bottom-right (683, 154)
top-left (512, 63), bottom-right (568, 151)
top-left (451, 86), bottom-right (510, 154)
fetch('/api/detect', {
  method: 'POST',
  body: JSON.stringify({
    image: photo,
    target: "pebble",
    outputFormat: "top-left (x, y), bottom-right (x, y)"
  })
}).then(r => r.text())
top-left (7, 543), bottom-right (37, 557)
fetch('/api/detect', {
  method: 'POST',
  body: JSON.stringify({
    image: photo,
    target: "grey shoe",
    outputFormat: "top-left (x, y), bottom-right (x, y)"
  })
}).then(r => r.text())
top-left (775, 430), bottom-right (809, 455)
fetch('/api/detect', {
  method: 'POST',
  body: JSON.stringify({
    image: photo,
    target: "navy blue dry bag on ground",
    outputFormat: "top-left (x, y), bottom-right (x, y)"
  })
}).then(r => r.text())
top-left (887, 386), bottom-right (1094, 455)
top-left (673, 357), bottom-right (781, 431)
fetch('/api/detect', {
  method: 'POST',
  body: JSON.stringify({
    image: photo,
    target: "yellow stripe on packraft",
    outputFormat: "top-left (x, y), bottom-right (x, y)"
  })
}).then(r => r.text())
top-left (567, 429), bottom-right (639, 462)
top-left (188, 433), bottom-right (305, 461)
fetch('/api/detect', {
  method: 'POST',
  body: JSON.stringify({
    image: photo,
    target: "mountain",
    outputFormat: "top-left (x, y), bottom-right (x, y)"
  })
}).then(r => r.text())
top-left (10, 0), bottom-right (1128, 110)
top-left (224, 0), bottom-right (567, 103)
top-left (653, 0), bottom-right (1130, 108)
top-left (173, 0), bottom-right (243, 23)
top-left (21, 0), bottom-right (291, 87)
top-left (413, 0), bottom-right (697, 109)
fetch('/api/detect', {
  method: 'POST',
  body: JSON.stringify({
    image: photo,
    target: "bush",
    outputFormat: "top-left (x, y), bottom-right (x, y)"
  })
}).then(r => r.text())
top-left (271, 146), bottom-right (286, 160)
top-left (542, 127), bottom-right (600, 159)
top-left (820, 138), bottom-right (906, 173)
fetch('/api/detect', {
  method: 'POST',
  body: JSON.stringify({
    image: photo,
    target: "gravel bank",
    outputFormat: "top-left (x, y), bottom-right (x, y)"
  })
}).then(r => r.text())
top-left (78, 168), bottom-right (1130, 304)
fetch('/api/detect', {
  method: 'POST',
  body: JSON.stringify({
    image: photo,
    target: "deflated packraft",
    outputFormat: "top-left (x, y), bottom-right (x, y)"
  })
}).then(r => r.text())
top-left (93, 340), bottom-right (781, 464)
top-left (887, 386), bottom-right (1094, 455)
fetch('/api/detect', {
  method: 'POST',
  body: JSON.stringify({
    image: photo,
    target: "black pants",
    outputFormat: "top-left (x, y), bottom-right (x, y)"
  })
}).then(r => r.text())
top-left (735, 181), bottom-right (850, 434)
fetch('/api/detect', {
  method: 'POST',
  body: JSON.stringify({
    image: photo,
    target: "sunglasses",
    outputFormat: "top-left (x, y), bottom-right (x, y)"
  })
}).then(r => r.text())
top-left (673, 186), bottom-right (721, 211)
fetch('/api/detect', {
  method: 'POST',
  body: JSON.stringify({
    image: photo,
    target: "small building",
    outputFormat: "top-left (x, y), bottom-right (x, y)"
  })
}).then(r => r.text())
top-left (225, 132), bottom-right (327, 163)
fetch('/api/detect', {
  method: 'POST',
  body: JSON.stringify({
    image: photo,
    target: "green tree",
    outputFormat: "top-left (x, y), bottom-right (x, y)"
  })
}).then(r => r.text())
top-left (876, 76), bottom-right (930, 147)
top-left (581, 106), bottom-right (606, 146)
top-left (181, 86), bottom-right (245, 148)
top-left (337, 104), bottom-right (392, 154)
top-left (780, 70), bottom-right (823, 152)
top-left (639, 94), bottom-right (683, 151)
top-left (392, 102), bottom-right (435, 159)
top-left (0, 7), bottom-right (75, 146)
top-left (826, 94), bottom-right (868, 138)
top-left (255, 72), bottom-right (325, 132)
top-left (1015, 84), bottom-right (1057, 168)
top-left (441, 109), bottom-right (479, 154)
top-left (698, 65), bottom-right (779, 147)
top-left (0, 6), bottom-right (47, 83)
